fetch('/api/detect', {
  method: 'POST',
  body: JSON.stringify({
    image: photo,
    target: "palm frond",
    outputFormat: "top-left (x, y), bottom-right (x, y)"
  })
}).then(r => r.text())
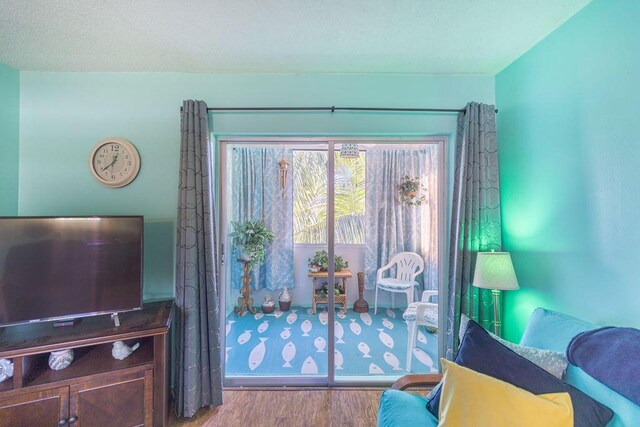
top-left (293, 151), bottom-right (365, 244)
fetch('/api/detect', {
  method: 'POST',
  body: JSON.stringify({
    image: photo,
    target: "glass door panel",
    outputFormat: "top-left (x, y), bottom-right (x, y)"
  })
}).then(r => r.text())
top-left (334, 141), bottom-right (441, 382)
top-left (221, 141), bottom-right (329, 384)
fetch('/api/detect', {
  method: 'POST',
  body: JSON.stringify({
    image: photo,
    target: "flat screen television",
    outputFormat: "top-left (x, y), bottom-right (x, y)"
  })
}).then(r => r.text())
top-left (0, 216), bottom-right (143, 327)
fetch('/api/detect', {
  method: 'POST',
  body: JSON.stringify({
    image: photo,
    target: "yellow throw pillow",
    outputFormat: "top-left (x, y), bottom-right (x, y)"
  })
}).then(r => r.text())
top-left (438, 359), bottom-right (573, 427)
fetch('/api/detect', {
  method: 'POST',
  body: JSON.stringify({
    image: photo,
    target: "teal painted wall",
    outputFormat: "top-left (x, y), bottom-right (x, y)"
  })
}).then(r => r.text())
top-left (0, 63), bottom-right (19, 215)
top-left (19, 72), bottom-right (495, 299)
top-left (497, 0), bottom-right (640, 342)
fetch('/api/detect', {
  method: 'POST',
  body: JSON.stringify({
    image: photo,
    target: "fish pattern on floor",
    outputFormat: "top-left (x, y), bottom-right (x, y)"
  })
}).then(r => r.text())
top-left (225, 306), bottom-right (439, 376)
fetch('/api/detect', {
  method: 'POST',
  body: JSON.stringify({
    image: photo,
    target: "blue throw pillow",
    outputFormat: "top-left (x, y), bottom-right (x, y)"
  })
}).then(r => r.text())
top-left (520, 307), bottom-right (596, 353)
top-left (425, 320), bottom-right (613, 427)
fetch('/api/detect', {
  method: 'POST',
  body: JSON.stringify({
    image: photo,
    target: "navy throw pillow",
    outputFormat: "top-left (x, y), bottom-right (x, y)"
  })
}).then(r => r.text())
top-left (426, 320), bottom-right (613, 427)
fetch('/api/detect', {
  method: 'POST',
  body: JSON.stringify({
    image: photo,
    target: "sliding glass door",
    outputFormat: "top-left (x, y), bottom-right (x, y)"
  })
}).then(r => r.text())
top-left (332, 141), bottom-right (443, 383)
top-left (219, 138), bottom-right (445, 387)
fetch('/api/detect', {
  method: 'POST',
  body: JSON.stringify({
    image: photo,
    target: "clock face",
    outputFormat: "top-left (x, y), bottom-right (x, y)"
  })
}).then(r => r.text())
top-left (89, 138), bottom-right (140, 188)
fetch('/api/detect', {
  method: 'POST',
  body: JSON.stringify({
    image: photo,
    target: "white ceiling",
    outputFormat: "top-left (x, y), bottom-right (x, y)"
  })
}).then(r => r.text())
top-left (0, 0), bottom-right (592, 74)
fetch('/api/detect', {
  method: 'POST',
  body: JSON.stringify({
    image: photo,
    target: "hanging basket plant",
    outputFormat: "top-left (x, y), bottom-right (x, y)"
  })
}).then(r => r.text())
top-left (397, 175), bottom-right (427, 206)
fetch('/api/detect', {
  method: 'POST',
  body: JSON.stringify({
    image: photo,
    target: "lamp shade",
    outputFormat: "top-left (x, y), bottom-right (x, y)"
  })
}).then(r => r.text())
top-left (472, 252), bottom-right (519, 291)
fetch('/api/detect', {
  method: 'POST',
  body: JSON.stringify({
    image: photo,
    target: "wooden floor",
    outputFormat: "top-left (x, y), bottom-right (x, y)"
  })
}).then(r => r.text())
top-left (170, 388), bottom-right (397, 427)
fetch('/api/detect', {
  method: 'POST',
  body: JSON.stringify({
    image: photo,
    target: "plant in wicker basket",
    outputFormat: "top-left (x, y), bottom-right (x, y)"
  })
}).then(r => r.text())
top-left (397, 175), bottom-right (427, 206)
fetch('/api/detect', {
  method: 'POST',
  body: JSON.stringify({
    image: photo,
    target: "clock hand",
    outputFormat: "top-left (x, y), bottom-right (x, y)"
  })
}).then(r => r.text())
top-left (101, 154), bottom-right (119, 171)
top-left (102, 159), bottom-right (116, 171)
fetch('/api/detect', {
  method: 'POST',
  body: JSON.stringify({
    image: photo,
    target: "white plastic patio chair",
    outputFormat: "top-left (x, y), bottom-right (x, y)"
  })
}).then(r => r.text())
top-left (374, 252), bottom-right (424, 314)
top-left (403, 290), bottom-right (438, 371)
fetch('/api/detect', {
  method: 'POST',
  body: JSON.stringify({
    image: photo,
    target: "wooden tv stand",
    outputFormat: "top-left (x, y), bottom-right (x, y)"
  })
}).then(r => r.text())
top-left (0, 300), bottom-right (173, 427)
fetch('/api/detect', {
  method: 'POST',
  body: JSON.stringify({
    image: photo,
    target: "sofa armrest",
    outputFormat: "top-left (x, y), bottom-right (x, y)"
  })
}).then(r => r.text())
top-left (391, 374), bottom-right (442, 390)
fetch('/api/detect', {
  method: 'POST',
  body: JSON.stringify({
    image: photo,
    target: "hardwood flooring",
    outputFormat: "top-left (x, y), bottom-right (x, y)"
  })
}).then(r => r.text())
top-left (170, 388), bottom-right (407, 427)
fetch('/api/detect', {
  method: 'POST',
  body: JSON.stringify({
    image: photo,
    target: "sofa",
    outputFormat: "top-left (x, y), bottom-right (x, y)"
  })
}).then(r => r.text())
top-left (378, 308), bottom-right (640, 426)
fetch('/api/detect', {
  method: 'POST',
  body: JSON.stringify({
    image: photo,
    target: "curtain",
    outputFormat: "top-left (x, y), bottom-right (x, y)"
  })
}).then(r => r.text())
top-left (364, 147), bottom-right (439, 291)
top-left (446, 102), bottom-right (502, 359)
top-left (230, 147), bottom-right (294, 290)
top-left (174, 100), bottom-right (223, 418)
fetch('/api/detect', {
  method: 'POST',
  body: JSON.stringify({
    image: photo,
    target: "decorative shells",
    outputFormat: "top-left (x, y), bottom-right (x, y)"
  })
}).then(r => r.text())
top-left (112, 340), bottom-right (140, 360)
top-left (0, 358), bottom-right (14, 383)
top-left (278, 287), bottom-right (292, 303)
top-left (48, 349), bottom-right (74, 371)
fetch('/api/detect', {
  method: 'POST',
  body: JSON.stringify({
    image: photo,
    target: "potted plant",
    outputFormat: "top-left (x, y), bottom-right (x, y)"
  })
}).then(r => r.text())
top-left (314, 281), bottom-right (345, 297)
top-left (308, 250), bottom-right (348, 272)
top-left (397, 175), bottom-right (426, 206)
top-left (229, 220), bottom-right (275, 267)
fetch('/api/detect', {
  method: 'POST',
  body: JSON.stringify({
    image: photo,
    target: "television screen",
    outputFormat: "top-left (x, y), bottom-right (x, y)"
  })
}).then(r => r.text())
top-left (0, 216), bottom-right (143, 327)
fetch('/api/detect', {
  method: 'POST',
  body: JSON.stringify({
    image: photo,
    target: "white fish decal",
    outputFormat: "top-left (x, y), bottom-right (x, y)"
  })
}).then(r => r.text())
top-left (273, 310), bottom-right (284, 318)
top-left (349, 319), bottom-right (361, 336)
top-left (254, 312), bottom-right (264, 320)
top-left (383, 351), bottom-right (403, 371)
top-left (335, 321), bottom-right (345, 344)
top-left (337, 311), bottom-right (347, 319)
top-left (258, 320), bottom-right (269, 334)
top-left (358, 342), bottom-right (372, 358)
top-left (413, 348), bottom-right (434, 368)
top-left (280, 327), bottom-right (291, 340)
top-left (282, 341), bottom-right (296, 368)
top-left (225, 346), bottom-right (232, 364)
top-left (378, 328), bottom-right (394, 349)
top-left (386, 308), bottom-right (396, 319)
top-left (301, 356), bottom-right (318, 375)
top-left (360, 312), bottom-right (372, 326)
top-left (286, 309), bottom-right (298, 325)
top-left (238, 330), bottom-right (252, 345)
top-left (301, 319), bottom-right (312, 337)
top-left (369, 363), bottom-right (385, 375)
top-left (314, 336), bottom-right (326, 353)
top-left (382, 318), bottom-right (394, 330)
top-left (248, 338), bottom-right (267, 371)
top-left (417, 330), bottom-right (428, 344)
top-left (226, 320), bottom-right (235, 337)
top-left (319, 311), bottom-right (328, 325)
top-left (335, 349), bottom-right (344, 370)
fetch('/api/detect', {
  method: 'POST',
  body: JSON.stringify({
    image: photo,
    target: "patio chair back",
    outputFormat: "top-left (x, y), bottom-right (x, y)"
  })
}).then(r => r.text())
top-left (390, 252), bottom-right (424, 282)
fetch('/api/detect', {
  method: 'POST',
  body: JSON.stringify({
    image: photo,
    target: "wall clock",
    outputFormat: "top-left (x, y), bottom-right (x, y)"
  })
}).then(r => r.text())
top-left (89, 137), bottom-right (141, 188)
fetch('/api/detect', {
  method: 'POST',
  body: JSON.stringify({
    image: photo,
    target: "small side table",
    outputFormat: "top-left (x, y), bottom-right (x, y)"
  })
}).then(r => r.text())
top-left (308, 269), bottom-right (352, 314)
top-left (234, 259), bottom-right (256, 316)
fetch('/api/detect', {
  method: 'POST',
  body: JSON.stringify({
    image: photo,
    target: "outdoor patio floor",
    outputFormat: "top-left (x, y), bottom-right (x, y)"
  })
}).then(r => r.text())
top-left (225, 305), bottom-right (439, 378)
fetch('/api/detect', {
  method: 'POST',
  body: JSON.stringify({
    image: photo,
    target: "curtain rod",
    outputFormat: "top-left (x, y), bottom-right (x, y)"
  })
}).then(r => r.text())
top-left (184, 106), bottom-right (498, 113)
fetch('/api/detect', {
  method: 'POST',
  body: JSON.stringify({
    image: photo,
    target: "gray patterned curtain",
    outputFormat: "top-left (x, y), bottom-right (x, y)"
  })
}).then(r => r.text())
top-left (175, 100), bottom-right (223, 418)
top-left (445, 102), bottom-right (502, 359)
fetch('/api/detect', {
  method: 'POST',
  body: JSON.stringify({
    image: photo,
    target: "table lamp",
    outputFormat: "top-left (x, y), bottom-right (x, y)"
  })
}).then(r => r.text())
top-left (472, 251), bottom-right (519, 336)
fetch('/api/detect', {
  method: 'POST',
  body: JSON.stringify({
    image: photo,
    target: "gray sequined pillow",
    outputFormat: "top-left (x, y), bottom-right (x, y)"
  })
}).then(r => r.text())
top-left (459, 314), bottom-right (568, 379)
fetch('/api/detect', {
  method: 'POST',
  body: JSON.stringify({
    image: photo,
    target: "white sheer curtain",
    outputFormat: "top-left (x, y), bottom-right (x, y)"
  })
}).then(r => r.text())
top-left (364, 146), bottom-right (439, 291)
top-left (230, 147), bottom-right (294, 290)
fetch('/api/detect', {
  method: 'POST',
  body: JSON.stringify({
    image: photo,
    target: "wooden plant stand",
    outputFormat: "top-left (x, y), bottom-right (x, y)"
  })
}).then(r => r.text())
top-left (234, 259), bottom-right (256, 316)
top-left (308, 269), bottom-right (352, 314)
